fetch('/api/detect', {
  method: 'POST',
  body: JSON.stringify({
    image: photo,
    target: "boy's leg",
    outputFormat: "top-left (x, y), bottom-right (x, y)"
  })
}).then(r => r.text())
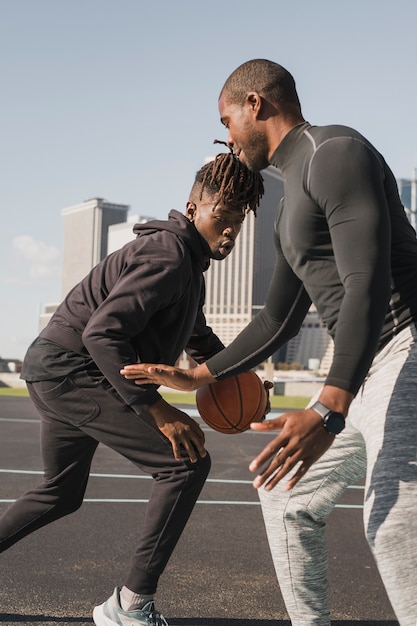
top-left (0, 378), bottom-right (98, 551)
top-left (79, 382), bottom-right (211, 595)
top-left (1, 369), bottom-right (210, 604)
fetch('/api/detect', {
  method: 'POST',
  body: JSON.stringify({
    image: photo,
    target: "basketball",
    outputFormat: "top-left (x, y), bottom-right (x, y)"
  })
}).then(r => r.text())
top-left (196, 370), bottom-right (267, 434)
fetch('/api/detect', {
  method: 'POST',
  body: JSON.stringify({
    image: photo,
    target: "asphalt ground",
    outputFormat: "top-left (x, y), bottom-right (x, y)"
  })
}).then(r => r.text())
top-left (0, 396), bottom-right (398, 626)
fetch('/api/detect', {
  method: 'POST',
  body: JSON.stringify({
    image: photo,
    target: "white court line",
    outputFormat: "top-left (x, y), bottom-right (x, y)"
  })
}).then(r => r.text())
top-left (0, 418), bottom-right (39, 423)
top-left (0, 467), bottom-right (365, 488)
top-left (0, 498), bottom-right (364, 508)
top-left (0, 410), bottom-right (363, 508)
top-left (0, 468), bottom-right (364, 508)
top-left (0, 416), bottom-right (277, 436)
top-left (0, 409), bottom-right (283, 427)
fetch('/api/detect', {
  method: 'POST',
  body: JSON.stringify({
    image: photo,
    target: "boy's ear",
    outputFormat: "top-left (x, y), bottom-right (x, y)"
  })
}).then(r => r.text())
top-left (186, 201), bottom-right (196, 222)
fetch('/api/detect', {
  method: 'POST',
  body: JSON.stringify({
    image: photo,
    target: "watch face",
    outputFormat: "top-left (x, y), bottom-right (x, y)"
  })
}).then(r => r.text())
top-left (324, 412), bottom-right (345, 434)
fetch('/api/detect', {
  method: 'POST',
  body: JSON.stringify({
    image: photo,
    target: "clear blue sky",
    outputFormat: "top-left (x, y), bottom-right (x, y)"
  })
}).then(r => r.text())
top-left (1, 0), bottom-right (416, 360)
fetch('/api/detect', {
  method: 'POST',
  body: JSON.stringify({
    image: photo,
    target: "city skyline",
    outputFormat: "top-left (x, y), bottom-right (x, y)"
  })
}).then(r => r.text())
top-left (48, 168), bottom-right (331, 373)
top-left (2, 0), bottom-right (417, 360)
top-left (14, 164), bottom-right (417, 374)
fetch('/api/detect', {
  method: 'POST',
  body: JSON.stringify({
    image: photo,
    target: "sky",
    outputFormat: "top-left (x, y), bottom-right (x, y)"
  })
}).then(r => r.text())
top-left (1, 0), bottom-right (417, 360)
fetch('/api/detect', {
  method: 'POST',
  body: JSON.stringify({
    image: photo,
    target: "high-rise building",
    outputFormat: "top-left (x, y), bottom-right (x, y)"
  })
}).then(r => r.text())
top-left (203, 166), bottom-right (330, 369)
top-left (39, 197), bottom-right (130, 331)
top-left (107, 215), bottom-right (154, 254)
top-left (203, 166), bottom-right (283, 346)
top-left (397, 169), bottom-right (417, 231)
top-left (284, 307), bottom-right (329, 369)
top-left (39, 168), bottom-right (416, 372)
top-left (61, 197), bottom-right (129, 298)
top-left (50, 169), bottom-right (331, 369)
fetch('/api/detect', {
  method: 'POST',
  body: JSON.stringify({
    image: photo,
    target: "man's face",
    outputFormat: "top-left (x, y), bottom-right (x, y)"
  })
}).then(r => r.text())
top-left (219, 93), bottom-right (270, 172)
top-left (187, 193), bottom-right (245, 261)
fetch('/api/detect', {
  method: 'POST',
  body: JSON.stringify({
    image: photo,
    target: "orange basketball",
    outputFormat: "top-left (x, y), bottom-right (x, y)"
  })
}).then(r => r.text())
top-left (196, 370), bottom-right (267, 434)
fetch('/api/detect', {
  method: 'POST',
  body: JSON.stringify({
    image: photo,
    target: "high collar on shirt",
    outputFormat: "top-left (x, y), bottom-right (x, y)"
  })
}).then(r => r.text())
top-left (269, 122), bottom-right (311, 171)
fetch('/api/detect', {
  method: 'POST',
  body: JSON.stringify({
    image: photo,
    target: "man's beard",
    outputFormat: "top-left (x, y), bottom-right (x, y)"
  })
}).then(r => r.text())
top-left (240, 130), bottom-right (270, 172)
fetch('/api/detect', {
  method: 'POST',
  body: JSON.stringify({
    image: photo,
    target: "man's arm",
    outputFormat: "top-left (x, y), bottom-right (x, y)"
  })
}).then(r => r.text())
top-left (247, 138), bottom-right (393, 490)
top-left (121, 360), bottom-right (216, 390)
top-left (122, 255), bottom-right (311, 388)
top-left (309, 137), bottom-right (392, 394)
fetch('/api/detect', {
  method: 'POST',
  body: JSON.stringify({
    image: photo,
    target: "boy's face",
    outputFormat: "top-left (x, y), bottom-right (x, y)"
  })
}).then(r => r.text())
top-left (186, 191), bottom-right (245, 261)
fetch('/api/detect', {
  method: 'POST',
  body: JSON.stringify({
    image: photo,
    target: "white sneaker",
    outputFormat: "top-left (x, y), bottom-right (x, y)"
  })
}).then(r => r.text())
top-left (93, 587), bottom-right (168, 626)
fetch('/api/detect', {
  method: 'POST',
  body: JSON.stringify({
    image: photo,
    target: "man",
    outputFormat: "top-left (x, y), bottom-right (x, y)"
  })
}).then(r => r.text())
top-left (122, 60), bottom-right (417, 626)
top-left (0, 152), bottom-right (263, 626)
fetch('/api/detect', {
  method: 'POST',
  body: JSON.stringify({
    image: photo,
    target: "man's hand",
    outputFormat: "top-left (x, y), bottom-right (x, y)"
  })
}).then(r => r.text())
top-left (120, 362), bottom-right (215, 391)
top-left (249, 408), bottom-right (335, 491)
top-left (148, 398), bottom-right (207, 463)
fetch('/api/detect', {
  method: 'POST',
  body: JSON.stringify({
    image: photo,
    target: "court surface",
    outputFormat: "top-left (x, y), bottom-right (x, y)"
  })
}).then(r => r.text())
top-left (0, 396), bottom-right (398, 626)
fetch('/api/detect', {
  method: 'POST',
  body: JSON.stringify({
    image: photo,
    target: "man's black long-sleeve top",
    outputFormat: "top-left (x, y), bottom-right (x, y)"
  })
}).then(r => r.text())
top-left (206, 123), bottom-right (417, 395)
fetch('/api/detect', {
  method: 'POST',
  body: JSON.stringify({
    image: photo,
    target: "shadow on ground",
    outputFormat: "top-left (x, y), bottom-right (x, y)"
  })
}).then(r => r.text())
top-left (0, 615), bottom-right (400, 626)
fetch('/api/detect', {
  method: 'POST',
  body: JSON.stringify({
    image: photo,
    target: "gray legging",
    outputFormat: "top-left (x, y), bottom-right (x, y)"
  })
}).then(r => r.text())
top-left (259, 323), bottom-right (417, 626)
top-left (0, 368), bottom-right (210, 595)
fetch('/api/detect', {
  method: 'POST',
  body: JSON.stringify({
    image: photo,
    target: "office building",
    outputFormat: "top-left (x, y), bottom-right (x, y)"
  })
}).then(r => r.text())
top-left (61, 197), bottom-right (129, 299)
top-left (284, 307), bottom-right (329, 370)
top-left (203, 165), bottom-right (282, 346)
top-left (397, 169), bottom-right (417, 230)
top-left (39, 167), bottom-right (417, 373)
top-left (39, 168), bottom-right (330, 369)
top-left (203, 166), bottom-right (331, 369)
top-left (39, 198), bottom-right (130, 331)
top-left (107, 215), bottom-right (154, 254)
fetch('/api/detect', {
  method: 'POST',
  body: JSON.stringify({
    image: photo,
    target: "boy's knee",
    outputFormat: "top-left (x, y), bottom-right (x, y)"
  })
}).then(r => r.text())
top-left (50, 495), bottom-right (83, 517)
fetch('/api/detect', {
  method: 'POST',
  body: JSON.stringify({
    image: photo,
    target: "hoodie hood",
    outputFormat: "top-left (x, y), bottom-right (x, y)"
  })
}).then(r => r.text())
top-left (133, 210), bottom-right (211, 271)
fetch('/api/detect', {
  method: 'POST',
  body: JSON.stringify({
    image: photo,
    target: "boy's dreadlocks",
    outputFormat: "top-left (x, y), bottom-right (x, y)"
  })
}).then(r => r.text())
top-left (194, 143), bottom-right (264, 216)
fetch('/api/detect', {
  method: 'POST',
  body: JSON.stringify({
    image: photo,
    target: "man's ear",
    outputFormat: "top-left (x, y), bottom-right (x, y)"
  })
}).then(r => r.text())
top-left (186, 201), bottom-right (196, 222)
top-left (246, 91), bottom-right (262, 116)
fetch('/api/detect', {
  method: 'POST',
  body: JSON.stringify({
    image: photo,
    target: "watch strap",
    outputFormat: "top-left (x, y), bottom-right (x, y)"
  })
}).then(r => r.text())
top-left (310, 400), bottom-right (346, 434)
top-left (310, 400), bottom-right (331, 419)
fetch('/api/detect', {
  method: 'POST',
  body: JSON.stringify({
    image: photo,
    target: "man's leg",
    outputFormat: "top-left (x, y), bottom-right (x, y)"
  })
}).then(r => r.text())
top-left (359, 325), bottom-right (417, 626)
top-left (258, 418), bottom-right (366, 626)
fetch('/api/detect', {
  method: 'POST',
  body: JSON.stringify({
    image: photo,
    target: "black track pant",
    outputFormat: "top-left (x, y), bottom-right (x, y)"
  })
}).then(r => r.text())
top-left (0, 368), bottom-right (211, 594)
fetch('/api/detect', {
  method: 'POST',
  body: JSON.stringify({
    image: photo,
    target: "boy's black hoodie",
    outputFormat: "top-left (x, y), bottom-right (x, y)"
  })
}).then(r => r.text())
top-left (26, 210), bottom-right (224, 414)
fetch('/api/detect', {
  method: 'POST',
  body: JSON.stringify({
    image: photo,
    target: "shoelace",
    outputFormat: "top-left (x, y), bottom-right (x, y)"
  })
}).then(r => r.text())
top-left (142, 601), bottom-right (168, 626)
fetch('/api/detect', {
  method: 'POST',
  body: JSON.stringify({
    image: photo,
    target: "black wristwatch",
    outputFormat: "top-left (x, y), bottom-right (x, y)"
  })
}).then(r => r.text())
top-left (310, 401), bottom-right (345, 434)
